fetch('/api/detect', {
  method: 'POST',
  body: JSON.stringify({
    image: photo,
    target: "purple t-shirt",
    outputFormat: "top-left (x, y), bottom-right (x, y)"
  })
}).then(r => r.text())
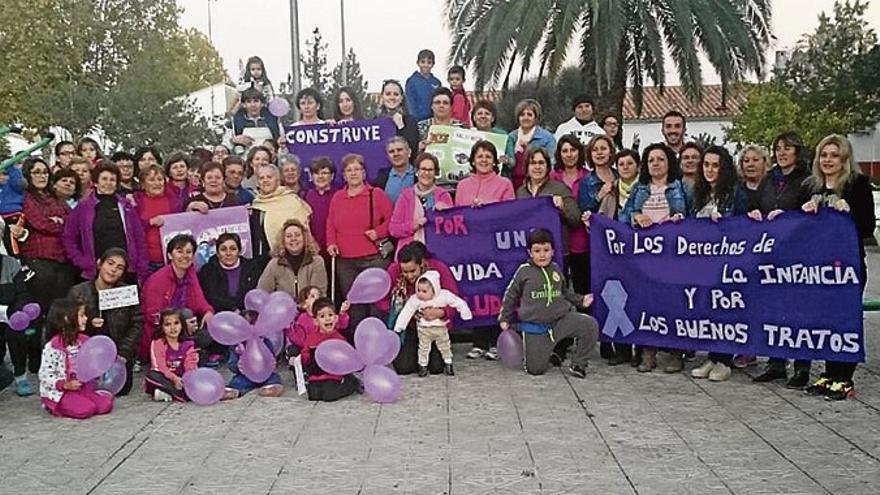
top-left (223, 264), bottom-right (242, 298)
top-left (305, 188), bottom-right (335, 253)
top-left (165, 340), bottom-right (195, 377)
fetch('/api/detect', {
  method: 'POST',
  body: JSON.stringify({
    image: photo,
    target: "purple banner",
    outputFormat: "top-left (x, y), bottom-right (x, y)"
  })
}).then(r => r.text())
top-left (284, 118), bottom-right (397, 188)
top-left (590, 211), bottom-right (865, 362)
top-left (426, 198), bottom-right (564, 327)
top-left (159, 206), bottom-right (251, 268)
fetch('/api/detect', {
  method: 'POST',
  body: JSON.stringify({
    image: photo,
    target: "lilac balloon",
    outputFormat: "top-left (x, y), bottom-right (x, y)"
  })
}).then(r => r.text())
top-left (363, 365), bottom-right (402, 403)
top-left (253, 291), bottom-right (297, 337)
top-left (208, 311), bottom-right (253, 346)
top-left (239, 338), bottom-right (275, 383)
top-left (23, 302), bottom-right (42, 320)
top-left (496, 330), bottom-right (524, 369)
top-left (354, 317), bottom-right (400, 366)
top-left (268, 97), bottom-right (290, 117)
top-left (75, 335), bottom-right (118, 382)
top-left (315, 339), bottom-right (365, 375)
top-left (183, 368), bottom-right (225, 405)
top-left (244, 289), bottom-right (269, 312)
top-left (97, 357), bottom-right (127, 395)
top-left (347, 267), bottom-right (392, 304)
top-left (8, 311), bottom-right (30, 332)
top-left (267, 330), bottom-right (285, 357)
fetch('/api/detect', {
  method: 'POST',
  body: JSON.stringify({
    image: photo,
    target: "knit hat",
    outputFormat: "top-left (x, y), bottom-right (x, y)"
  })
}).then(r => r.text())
top-left (571, 94), bottom-right (594, 110)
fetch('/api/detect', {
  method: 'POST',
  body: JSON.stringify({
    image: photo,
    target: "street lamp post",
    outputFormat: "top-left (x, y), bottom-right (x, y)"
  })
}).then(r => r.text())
top-left (289, 0), bottom-right (302, 105)
top-left (340, 0), bottom-right (347, 87)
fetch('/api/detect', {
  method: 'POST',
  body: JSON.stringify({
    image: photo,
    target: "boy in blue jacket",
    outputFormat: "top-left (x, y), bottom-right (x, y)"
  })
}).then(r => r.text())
top-left (499, 229), bottom-right (598, 378)
top-left (405, 49), bottom-right (442, 122)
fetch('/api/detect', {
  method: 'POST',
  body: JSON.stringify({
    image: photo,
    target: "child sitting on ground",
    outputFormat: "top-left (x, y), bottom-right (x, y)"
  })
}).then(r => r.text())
top-left (145, 309), bottom-right (198, 402)
top-left (38, 297), bottom-right (114, 419)
top-left (223, 310), bottom-right (283, 399)
top-left (498, 229), bottom-right (599, 378)
top-left (394, 270), bottom-right (472, 377)
top-left (289, 297), bottom-right (360, 402)
top-left (286, 286), bottom-right (351, 349)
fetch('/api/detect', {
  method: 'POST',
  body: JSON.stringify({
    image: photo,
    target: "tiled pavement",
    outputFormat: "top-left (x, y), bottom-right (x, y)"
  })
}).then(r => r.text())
top-left (3, 255), bottom-right (880, 494)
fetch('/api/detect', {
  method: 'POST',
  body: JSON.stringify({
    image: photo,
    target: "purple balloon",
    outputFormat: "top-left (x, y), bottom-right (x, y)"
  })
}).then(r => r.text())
top-left (97, 357), bottom-right (127, 395)
top-left (315, 339), bottom-right (365, 375)
top-left (354, 317), bottom-right (400, 366)
top-left (497, 329), bottom-right (524, 369)
top-left (268, 97), bottom-right (290, 117)
top-left (347, 268), bottom-right (392, 304)
top-left (75, 335), bottom-right (118, 382)
top-left (23, 302), bottom-right (42, 320)
top-left (239, 337), bottom-right (275, 383)
top-left (208, 311), bottom-right (253, 346)
top-left (267, 330), bottom-right (285, 357)
top-left (244, 289), bottom-right (269, 312)
top-left (253, 291), bottom-right (297, 337)
top-left (363, 365), bottom-right (402, 403)
top-left (183, 368), bottom-right (225, 405)
top-left (8, 311), bottom-right (30, 332)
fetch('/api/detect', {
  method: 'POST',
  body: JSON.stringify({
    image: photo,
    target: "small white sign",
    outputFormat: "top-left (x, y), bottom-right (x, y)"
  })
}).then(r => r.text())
top-left (98, 286), bottom-right (140, 311)
top-left (293, 355), bottom-right (306, 396)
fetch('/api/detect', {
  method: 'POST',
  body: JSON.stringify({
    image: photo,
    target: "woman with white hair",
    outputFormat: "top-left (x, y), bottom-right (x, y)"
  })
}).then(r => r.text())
top-left (800, 134), bottom-right (874, 400)
top-left (279, 154), bottom-right (305, 197)
top-left (249, 164), bottom-right (312, 263)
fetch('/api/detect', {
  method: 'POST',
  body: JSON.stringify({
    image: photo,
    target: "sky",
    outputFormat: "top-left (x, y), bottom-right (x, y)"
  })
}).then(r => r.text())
top-left (176, 0), bottom-right (880, 92)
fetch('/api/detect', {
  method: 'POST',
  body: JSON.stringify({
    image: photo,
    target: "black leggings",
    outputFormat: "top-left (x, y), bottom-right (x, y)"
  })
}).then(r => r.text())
top-left (307, 376), bottom-right (359, 402)
top-left (393, 322), bottom-right (444, 375)
top-left (4, 323), bottom-right (40, 376)
top-left (144, 370), bottom-right (188, 401)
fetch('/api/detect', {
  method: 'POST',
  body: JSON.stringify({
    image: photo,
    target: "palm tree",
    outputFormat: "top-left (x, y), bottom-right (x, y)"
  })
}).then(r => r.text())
top-left (445, 0), bottom-right (773, 117)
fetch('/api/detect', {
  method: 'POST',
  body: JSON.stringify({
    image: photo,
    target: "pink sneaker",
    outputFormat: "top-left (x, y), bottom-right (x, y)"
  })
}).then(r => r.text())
top-left (733, 355), bottom-right (757, 369)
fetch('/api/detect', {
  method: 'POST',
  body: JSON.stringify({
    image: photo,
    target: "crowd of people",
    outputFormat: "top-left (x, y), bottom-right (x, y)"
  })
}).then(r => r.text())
top-left (0, 49), bottom-right (872, 420)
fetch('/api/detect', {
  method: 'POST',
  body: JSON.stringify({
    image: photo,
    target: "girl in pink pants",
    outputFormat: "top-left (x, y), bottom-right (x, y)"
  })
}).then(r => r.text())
top-left (38, 298), bottom-right (114, 419)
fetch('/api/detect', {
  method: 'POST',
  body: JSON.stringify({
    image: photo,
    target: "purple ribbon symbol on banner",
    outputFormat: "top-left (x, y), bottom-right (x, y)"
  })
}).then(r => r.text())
top-left (600, 280), bottom-right (635, 338)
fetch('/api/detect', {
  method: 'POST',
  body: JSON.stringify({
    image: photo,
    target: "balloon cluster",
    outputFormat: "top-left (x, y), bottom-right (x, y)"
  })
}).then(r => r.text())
top-left (315, 317), bottom-right (402, 403)
top-left (8, 302), bottom-right (42, 332)
top-left (208, 289), bottom-right (298, 383)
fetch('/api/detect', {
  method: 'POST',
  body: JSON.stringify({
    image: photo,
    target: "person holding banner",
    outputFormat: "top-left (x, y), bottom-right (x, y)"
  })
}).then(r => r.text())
top-left (749, 132), bottom-right (813, 387)
top-left (68, 248), bottom-right (144, 396)
top-left (619, 143), bottom-right (688, 372)
top-left (499, 229), bottom-right (598, 378)
top-left (389, 152), bottom-right (453, 256)
top-left (135, 165), bottom-right (181, 272)
top-left (799, 135), bottom-right (874, 400)
top-left (293, 88), bottom-right (326, 126)
top-left (455, 140), bottom-right (515, 360)
top-left (184, 163), bottom-right (240, 213)
top-left (333, 87), bottom-right (365, 122)
top-left (375, 79), bottom-right (419, 160)
top-left (198, 233), bottom-right (262, 313)
top-left (63, 162), bottom-right (149, 284)
top-left (505, 99), bottom-right (556, 190)
top-left (249, 164), bottom-right (312, 262)
top-left (551, 135), bottom-right (590, 294)
top-left (416, 88), bottom-right (464, 151)
top-left (735, 144), bottom-right (770, 214)
top-left (258, 219), bottom-right (328, 299)
top-left (326, 154), bottom-right (393, 327)
top-left (517, 148), bottom-right (580, 255)
top-left (688, 146), bottom-right (749, 382)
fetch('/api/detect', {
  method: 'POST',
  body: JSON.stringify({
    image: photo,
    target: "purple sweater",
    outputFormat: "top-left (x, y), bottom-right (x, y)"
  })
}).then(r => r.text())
top-left (305, 187), bottom-right (335, 253)
top-left (62, 192), bottom-right (149, 282)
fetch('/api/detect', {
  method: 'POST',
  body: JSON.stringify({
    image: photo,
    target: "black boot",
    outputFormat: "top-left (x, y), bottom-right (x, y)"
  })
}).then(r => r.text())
top-left (444, 363), bottom-right (455, 376)
top-left (753, 365), bottom-right (787, 382)
top-left (786, 369), bottom-right (810, 389)
top-left (418, 366), bottom-right (429, 377)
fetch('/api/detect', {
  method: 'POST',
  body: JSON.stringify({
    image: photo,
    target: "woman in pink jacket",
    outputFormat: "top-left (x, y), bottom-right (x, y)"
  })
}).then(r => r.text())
top-left (389, 152), bottom-right (453, 257)
top-left (454, 140), bottom-right (515, 207)
top-left (137, 234), bottom-right (214, 365)
top-left (454, 140), bottom-right (514, 360)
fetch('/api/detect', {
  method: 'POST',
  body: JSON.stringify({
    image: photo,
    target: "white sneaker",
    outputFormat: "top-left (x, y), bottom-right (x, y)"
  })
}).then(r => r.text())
top-left (466, 347), bottom-right (485, 359)
top-left (691, 361), bottom-right (715, 379)
top-left (153, 389), bottom-right (172, 402)
top-left (708, 363), bottom-right (732, 382)
top-left (484, 347), bottom-right (499, 361)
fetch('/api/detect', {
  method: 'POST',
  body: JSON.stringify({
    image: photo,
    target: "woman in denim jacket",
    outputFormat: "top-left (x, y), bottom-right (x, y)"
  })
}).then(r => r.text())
top-left (619, 143), bottom-right (687, 228)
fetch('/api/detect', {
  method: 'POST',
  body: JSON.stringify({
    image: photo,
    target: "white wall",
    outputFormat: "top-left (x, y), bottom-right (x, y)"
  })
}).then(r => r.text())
top-left (850, 123), bottom-right (880, 165)
top-left (621, 119), bottom-right (734, 151)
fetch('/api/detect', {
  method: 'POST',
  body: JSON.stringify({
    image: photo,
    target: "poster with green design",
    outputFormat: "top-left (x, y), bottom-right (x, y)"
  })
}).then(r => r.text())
top-left (424, 125), bottom-right (509, 185)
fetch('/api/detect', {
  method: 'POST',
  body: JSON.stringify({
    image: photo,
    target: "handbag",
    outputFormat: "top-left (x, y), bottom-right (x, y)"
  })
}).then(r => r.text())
top-left (369, 188), bottom-right (395, 260)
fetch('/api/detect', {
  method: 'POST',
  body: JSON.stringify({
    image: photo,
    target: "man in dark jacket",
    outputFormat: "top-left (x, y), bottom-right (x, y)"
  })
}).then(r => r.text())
top-left (68, 247), bottom-right (144, 396)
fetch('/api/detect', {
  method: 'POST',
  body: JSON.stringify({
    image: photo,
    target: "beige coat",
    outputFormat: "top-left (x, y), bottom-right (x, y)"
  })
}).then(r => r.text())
top-left (257, 254), bottom-right (328, 299)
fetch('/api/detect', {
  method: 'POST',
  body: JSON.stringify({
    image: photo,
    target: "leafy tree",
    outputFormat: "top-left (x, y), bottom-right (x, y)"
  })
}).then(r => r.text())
top-left (725, 84), bottom-right (850, 149)
top-left (445, 0), bottom-right (771, 118)
top-left (777, 0), bottom-right (879, 131)
top-left (301, 27), bottom-right (332, 97)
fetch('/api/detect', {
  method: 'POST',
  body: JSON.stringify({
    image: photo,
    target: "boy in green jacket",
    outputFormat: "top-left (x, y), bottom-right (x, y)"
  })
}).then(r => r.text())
top-left (499, 229), bottom-right (598, 378)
